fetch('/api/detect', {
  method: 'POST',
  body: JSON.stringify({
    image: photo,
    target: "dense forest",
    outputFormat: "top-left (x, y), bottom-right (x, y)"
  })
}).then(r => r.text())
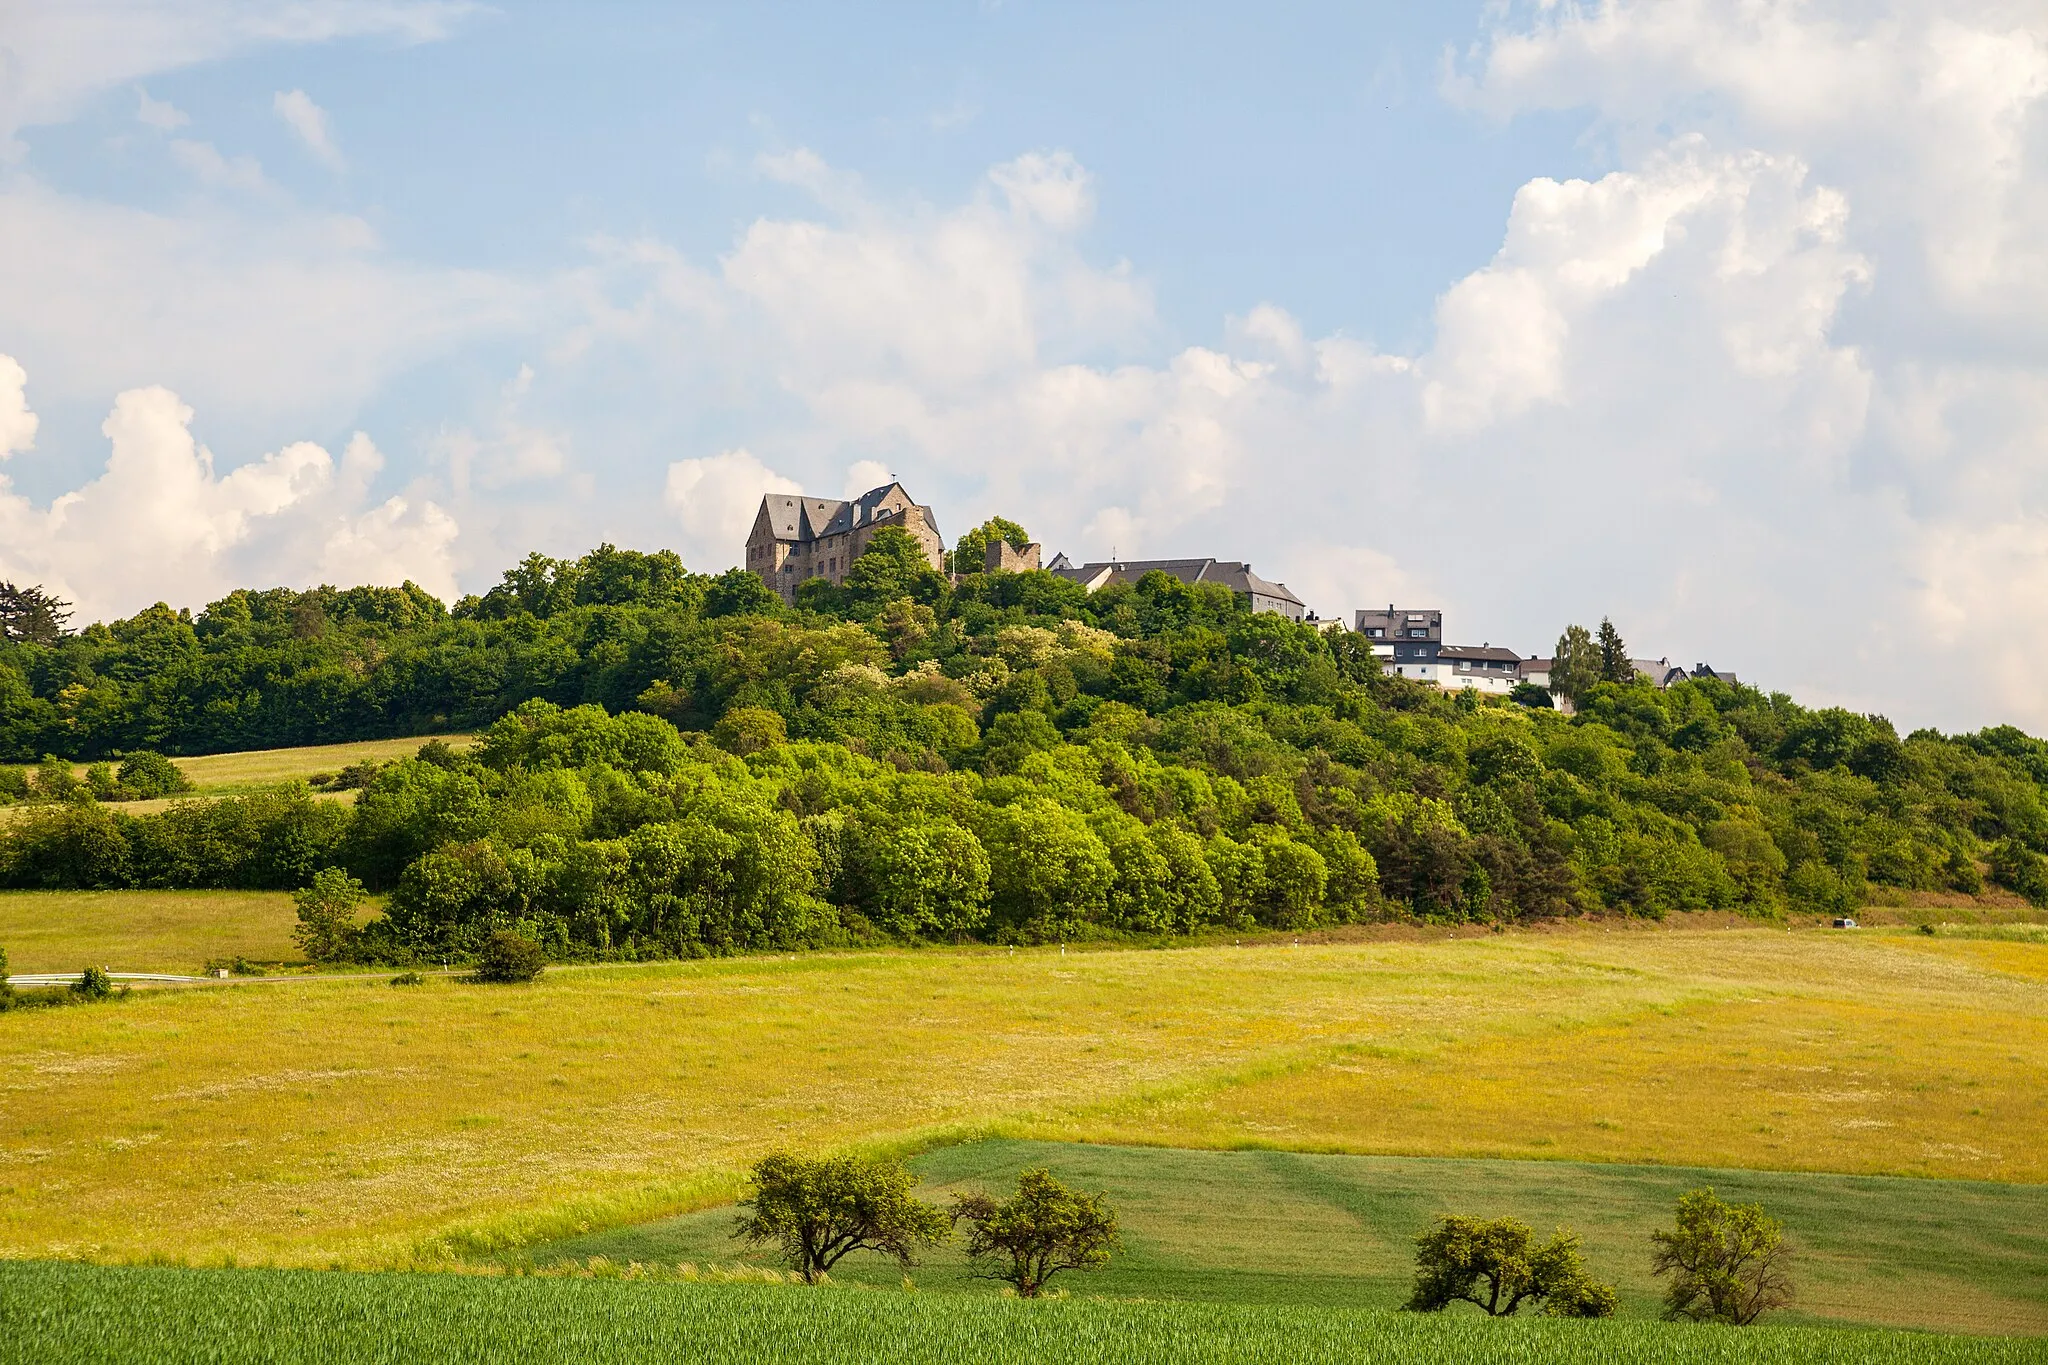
top-left (4, 528), bottom-right (2048, 956)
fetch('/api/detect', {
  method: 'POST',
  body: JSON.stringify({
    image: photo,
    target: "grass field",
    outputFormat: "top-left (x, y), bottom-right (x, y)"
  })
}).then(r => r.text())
top-left (5, 1262), bottom-right (2044, 1365)
top-left (163, 734), bottom-right (474, 794)
top-left (532, 1139), bottom-right (2048, 1335)
top-left (3, 925), bottom-right (2042, 1273)
top-left (0, 735), bottom-right (476, 822)
top-left (0, 890), bottom-right (303, 975)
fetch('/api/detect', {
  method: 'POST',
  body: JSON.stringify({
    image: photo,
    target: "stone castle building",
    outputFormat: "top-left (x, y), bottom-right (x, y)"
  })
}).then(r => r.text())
top-left (745, 482), bottom-right (945, 601)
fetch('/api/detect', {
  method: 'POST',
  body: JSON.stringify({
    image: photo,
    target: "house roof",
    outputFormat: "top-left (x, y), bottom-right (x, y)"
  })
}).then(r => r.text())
top-left (757, 483), bottom-right (938, 545)
top-left (1439, 645), bottom-right (1524, 663)
top-left (1050, 558), bottom-right (1305, 607)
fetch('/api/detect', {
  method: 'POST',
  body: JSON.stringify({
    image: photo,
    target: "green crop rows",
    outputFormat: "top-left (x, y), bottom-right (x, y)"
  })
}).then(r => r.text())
top-left (5, 1263), bottom-right (2044, 1365)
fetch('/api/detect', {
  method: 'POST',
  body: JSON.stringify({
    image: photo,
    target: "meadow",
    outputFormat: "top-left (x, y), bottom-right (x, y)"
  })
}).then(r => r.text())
top-left (0, 890), bottom-right (302, 975)
top-left (5, 1262), bottom-right (2044, 1365)
top-left (531, 1138), bottom-right (2048, 1335)
top-left (3, 924), bottom-right (2041, 1276)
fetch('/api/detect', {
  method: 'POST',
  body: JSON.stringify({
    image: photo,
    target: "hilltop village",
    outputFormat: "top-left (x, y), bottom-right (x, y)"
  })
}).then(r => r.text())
top-left (747, 481), bottom-right (1737, 701)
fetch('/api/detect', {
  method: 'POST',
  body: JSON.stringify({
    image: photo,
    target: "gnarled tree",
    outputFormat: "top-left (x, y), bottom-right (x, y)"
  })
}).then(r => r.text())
top-left (1406, 1215), bottom-right (1616, 1318)
top-left (733, 1152), bottom-right (948, 1283)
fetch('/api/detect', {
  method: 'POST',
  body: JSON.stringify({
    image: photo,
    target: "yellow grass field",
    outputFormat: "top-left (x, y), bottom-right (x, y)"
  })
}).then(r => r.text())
top-left (165, 735), bottom-right (475, 794)
top-left (2, 925), bottom-right (2042, 1270)
top-left (0, 891), bottom-right (303, 975)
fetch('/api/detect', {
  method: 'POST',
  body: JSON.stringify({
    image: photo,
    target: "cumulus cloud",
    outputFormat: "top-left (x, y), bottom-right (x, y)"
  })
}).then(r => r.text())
top-left (273, 88), bottom-right (343, 169)
top-left (0, 356), bottom-right (38, 456)
top-left (664, 449), bottom-right (802, 570)
top-left (0, 356), bottom-right (458, 618)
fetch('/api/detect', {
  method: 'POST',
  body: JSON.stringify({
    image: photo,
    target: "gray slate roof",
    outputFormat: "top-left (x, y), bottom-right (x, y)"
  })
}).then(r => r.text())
top-left (1050, 558), bottom-right (1305, 607)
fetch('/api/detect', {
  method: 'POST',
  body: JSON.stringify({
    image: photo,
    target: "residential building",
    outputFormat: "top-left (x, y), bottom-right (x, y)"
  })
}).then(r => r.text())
top-left (1048, 557), bottom-right (1307, 620)
top-left (1439, 645), bottom-right (1525, 694)
top-left (1520, 657), bottom-right (1553, 689)
top-left (1631, 657), bottom-right (1692, 688)
top-left (1692, 662), bottom-right (1740, 685)
top-left (1353, 605), bottom-right (1442, 680)
top-left (744, 482), bottom-right (945, 603)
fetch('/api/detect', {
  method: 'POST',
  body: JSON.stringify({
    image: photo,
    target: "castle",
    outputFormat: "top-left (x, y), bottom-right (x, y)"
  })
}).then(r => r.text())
top-left (744, 482), bottom-right (945, 603)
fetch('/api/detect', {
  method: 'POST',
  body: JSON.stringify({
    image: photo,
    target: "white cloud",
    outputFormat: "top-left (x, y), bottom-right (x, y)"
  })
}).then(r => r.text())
top-left (273, 88), bottom-right (343, 169)
top-left (0, 357), bottom-right (459, 617)
top-left (663, 449), bottom-right (801, 570)
top-left (0, 355), bottom-right (38, 457)
top-left (843, 459), bottom-right (891, 495)
top-left (0, 1), bottom-right (477, 150)
top-left (134, 86), bottom-right (188, 130)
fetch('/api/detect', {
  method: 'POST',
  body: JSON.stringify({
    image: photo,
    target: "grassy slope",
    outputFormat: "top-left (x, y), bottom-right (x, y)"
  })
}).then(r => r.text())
top-left (0, 890), bottom-right (302, 974)
top-left (4, 1263), bottom-right (2043, 1365)
top-left (3, 927), bottom-right (2042, 1269)
top-left (540, 1139), bottom-right (2048, 1336)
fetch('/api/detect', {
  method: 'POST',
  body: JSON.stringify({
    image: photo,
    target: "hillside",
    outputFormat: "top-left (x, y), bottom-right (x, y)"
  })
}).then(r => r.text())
top-left (6, 538), bottom-right (2048, 939)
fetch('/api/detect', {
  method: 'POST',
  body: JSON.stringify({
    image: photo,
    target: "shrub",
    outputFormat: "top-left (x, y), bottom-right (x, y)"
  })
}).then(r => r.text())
top-left (293, 867), bottom-right (368, 962)
top-left (0, 765), bottom-right (28, 802)
top-left (116, 751), bottom-right (193, 799)
top-left (32, 755), bottom-right (83, 803)
top-left (952, 1168), bottom-right (1119, 1298)
top-left (71, 966), bottom-right (115, 1001)
top-left (473, 930), bottom-right (546, 984)
top-left (734, 1152), bottom-right (948, 1283)
top-left (1988, 839), bottom-right (2048, 906)
top-left (389, 971), bottom-right (426, 987)
top-left (0, 944), bottom-right (12, 1009)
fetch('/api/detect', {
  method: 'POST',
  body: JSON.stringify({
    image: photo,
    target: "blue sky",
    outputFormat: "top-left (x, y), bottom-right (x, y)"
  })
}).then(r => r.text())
top-left (3, 1), bottom-right (2047, 730)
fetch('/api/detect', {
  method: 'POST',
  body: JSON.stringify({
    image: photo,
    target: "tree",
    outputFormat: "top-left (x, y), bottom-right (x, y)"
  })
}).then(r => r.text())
top-left (1550, 625), bottom-right (1601, 704)
top-left (0, 582), bottom-right (72, 645)
top-left (733, 1152), bottom-right (949, 1283)
top-left (713, 706), bottom-right (788, 756)
top-left (0, 944), bottom-right (12, 1009)
top-left (951, 517), bottom-right (1030, 574)
top-left (1509, 681), bottom-right (1554, 709)
top-left (1597, 617), bottom-right (1633, 684)
top-left (1651, 1188), bottom-right (1793, 1325)
top-left (473, 929), bottom-right (546, 983)
top-left (951, 1167), bottom-right (1119, 1298)
top-left (116, 751), bottom-right (193, 799)
top-left (1406, 1215), bottom-right (1616, 1318)
top-left (293, 867), bottom-right (367, 962)
top-left (843, 527), bottom-right (947, 616)
top-left (703, 567), bottom-right (783, 619)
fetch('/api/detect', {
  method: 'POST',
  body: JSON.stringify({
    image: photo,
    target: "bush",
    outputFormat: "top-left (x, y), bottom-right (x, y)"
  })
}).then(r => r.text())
top-left (293, 867), bottom-right (368, 962)
top-left (1988, 839), bottom-right (2048, 906)
top-left (389, 971), bottom-right (426, 987)
top-left (0, 765), bottom-right (28, 802)
top-left (71, 965), bottom-right (115, 1000)
top-left (116, 751), bottom-right (193, 799)
top-left (473, 930), bottom-right (546, 984)
top-left (0, 944), bottom-right (12, 1009)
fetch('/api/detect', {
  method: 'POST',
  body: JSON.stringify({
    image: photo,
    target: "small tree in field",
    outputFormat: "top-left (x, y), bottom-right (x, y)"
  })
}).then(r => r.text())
top-left (951, 1167), bottom-right (1119, 1298)
top-left (1651, 1188), bottom-right (1793, 1325)
top-left (1406, 1215), bottom-right (1616, 1318)
top-left (473, 930), bottom-right (546, 983)
top-left (734, 1152), bottom-right (948, 1283)
top-left (293, 867), bottom-right (367, 963)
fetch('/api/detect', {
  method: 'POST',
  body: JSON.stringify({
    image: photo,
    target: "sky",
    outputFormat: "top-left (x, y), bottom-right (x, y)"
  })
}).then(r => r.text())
top-left (2, 1), bottom-right (2047, 733)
